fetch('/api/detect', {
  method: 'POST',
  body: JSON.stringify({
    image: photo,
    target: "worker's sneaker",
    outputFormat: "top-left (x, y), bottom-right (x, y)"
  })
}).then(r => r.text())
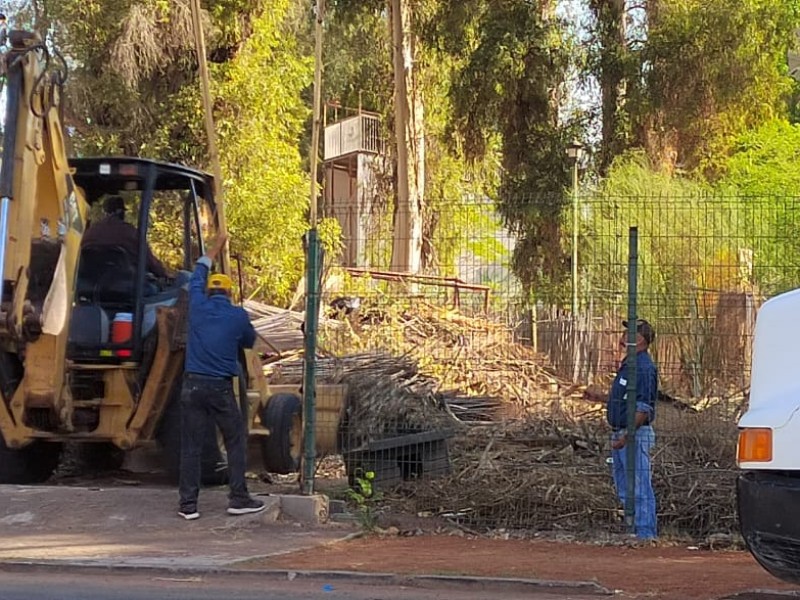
top-left (227, 497), bottom-right (265, 516)
top-left (178, 508), bottom-right (200, 520)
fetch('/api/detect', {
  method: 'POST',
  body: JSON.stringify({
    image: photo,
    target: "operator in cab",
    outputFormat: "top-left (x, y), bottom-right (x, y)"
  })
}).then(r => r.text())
top-left (81, 195), bottom-right (168, 281)
top-left (177, 232), bottom-right (264, 521)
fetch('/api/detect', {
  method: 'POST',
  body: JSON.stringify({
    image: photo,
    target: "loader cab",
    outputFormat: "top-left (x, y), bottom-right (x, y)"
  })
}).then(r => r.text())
top-left (66, 157), bottom-right (218, 362)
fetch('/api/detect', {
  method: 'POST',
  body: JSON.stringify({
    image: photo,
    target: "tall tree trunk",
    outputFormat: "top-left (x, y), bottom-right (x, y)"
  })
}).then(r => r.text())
top-left (635, 0), bottom-right (678, 172)
top-left (591, 0), bottom-right (628, 174)
top-left (389, 0), bottom-right (424, 274)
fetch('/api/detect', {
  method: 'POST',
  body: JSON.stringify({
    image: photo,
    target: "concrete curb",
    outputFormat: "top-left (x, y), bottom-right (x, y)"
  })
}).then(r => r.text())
top-left (721, 591), bottom-right (800, 599)
top-left (0, 559), bottom-right (613, 595)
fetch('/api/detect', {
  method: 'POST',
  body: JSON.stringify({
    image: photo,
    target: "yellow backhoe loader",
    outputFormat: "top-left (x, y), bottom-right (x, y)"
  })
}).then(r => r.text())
top-left (0, 29), bottom-right (342, 485)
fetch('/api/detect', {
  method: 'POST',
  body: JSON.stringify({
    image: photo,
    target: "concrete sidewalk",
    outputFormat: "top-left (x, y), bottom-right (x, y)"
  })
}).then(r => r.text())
top-left (0, 484), bottom-right (619, 596)
top-left (0, 485), bottom-right (353, 569)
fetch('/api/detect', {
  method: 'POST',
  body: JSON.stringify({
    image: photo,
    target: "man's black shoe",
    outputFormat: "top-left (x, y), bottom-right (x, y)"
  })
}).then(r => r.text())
top-left (178, 508), bottom-right (200, 520)
top-left (227, 497), bottom-right (265, 516)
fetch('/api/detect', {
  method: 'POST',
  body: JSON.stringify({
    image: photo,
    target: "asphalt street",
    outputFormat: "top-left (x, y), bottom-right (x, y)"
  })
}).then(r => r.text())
top-left (0, 569), bottom-right (603, 600)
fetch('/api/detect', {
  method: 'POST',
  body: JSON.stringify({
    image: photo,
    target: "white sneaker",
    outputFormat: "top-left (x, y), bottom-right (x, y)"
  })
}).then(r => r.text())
top-left (178, 509), bottom-right (200, 520)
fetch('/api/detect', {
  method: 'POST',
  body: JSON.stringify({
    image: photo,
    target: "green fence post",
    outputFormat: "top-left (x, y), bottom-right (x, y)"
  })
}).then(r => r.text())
top-left (625, 226), bottom-right (639, 534)
top-left (301, 228), bottom-right (322, 495)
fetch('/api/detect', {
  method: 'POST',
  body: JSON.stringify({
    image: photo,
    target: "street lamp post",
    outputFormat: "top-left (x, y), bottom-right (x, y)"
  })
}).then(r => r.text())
top-left (566, 140), bottom-right (584, 319)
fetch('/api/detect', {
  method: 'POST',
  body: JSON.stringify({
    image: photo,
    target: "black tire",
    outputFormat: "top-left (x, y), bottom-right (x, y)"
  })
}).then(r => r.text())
top-left (0, 436), bottom-right (61, 484)
top-left (259, 393), bottom-right (302, 474)
top-left (156, 383), bottom-right (231, 487)
top-left (76, 442), bottom-right (126, 472)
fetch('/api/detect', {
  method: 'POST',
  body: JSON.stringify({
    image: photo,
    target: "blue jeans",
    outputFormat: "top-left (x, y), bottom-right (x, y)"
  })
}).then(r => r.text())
top-left (178, 374), bottom-right (250, 511)
top-left (611, 425), bottom-right (657, 539)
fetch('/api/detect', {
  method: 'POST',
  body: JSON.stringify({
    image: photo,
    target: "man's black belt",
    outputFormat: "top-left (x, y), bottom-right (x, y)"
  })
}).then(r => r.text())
top-left (184, 372), bottom-right (233, 382)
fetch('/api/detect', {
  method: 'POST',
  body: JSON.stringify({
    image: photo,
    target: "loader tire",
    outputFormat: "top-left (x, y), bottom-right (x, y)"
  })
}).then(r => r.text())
top-left (0, 437), bottom-right (61, 484)
top-left (259, 393), bottom-right (302, 474)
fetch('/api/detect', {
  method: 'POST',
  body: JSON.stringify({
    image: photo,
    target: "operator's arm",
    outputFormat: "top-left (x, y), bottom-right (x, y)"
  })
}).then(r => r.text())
top-left (145, 245), bottom-right (168, 279)
top-left (116, 221), bottom-right (167, 278)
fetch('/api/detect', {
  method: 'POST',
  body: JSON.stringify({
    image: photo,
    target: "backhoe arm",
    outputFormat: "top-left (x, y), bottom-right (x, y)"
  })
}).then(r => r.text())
top-left (0, 31), bottom-right (86, 445)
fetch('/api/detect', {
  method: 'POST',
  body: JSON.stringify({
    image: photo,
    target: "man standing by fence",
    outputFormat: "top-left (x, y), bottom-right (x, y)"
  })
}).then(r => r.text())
top-left (586, 319), bottom-right (658, 539)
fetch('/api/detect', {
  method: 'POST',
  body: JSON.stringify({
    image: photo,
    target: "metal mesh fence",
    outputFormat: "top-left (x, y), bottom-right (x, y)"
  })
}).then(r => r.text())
top-left (271, 192), bottom-right (797, 538)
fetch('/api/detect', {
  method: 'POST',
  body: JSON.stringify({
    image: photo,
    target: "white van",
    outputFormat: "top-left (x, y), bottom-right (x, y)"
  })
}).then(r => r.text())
top-left (737, 288), bottom-right (800, 583)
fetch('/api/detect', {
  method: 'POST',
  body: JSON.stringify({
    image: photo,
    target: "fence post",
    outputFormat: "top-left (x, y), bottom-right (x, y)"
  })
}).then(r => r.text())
top-left (302, 229), bottom-right (322, 495)
top-left (625, 226), bottom-right (639, 533)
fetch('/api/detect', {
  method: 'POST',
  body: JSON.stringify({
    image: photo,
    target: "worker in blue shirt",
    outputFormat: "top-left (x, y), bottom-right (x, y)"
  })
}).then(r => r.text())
top-left (178, 233), bottom-right (264, 520)
top-left (586, 318), bottom-right (658, 539)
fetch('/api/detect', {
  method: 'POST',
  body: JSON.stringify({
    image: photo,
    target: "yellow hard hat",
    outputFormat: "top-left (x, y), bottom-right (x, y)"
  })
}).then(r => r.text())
top-left (207, 273), bottom-right (233, 292)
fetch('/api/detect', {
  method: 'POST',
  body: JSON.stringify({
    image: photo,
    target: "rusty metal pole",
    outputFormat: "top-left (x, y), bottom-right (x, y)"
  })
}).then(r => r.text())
top-left (189, 0), bottom-right (229, 273)
top-left (308, 0), bottom-right (325, 229)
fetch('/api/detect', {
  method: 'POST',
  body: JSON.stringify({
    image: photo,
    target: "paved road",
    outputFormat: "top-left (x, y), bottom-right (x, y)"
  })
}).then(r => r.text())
top-left (0, 569), bottom-right (603, 599)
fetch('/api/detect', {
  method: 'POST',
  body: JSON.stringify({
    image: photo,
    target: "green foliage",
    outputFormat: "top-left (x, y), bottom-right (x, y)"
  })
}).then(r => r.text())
top-left (415, 29), bottom-right (504, 275)
top-left (636, 0), bottom-right (800, 172)
top-left (430, 0), bottom-right (579, 298)
top-left (587, 0), bottom-right (635, 173)
top-left (719, 119), bottom-right (800, 197)
top-left (41, 0), bottom-right (800, 315)
top-left (215, 1), bottom-right (313, 304)
top-left (44, 0), bottom-right (316, 305)
top-left (584, 153), bottom-right (721, 314)
top-left (325, 0), bottom-right (504, 280)
top-left (584, 145), bottom-right (800, 319)
top-left (345, 469), bottom-right (382, 531)
top-left (325, 1), bottom-right (393, 118)
top-left (717, 119), bottom-right (800, 292)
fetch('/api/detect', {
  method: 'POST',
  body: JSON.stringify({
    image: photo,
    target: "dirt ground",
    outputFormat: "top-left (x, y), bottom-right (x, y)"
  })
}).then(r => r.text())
top-left (247, 535), bottom-right (798, 600)
top-left (46, 454), bottom-right (797, 599)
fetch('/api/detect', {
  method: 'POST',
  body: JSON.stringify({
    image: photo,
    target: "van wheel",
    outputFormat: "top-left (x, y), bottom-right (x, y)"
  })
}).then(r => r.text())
top-left (0, 437), bottom-right (61, 484)
top-left (259, 393), bottom-right (302, 474)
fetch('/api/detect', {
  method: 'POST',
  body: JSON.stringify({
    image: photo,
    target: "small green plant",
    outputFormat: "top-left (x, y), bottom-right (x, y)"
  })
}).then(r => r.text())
top-left (346, 469), bottom-right (382, 531)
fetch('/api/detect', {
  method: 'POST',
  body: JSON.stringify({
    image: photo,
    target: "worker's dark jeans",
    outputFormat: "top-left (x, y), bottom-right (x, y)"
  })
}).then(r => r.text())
top-left (178, 374), bottom-right (249, 511)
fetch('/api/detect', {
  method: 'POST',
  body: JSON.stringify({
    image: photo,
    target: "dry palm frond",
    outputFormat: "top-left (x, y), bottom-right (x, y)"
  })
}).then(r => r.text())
top-left (110, 0), bottom-right (211, 88)
top-left (264, 298), bottom-right (741, 539)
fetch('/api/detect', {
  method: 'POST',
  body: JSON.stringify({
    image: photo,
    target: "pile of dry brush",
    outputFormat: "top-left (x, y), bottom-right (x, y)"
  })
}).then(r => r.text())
top-left (265, 301), bottom-right (740, 538)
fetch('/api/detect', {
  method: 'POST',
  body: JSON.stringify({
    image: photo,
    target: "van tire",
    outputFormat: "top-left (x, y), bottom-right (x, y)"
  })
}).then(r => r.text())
top-left (0, 437), bottom-right (61, 484)
top-left (259, 393), bottom-right (302, 474)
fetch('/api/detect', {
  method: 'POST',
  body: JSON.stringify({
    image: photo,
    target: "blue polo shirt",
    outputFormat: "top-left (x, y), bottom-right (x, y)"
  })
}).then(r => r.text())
top-left (606, 351), bottom-right (658, 430)
top-left (185, 257), bottom-right (256, 378)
